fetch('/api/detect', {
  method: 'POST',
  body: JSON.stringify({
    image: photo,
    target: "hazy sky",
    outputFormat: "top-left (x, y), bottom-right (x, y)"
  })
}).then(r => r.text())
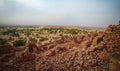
top-left (0, 0), bottom-right (120, 27)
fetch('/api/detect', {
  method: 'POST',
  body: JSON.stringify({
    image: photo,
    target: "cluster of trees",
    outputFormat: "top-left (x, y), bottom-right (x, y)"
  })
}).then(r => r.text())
top-left (40, 27), bottom-right (89, 35)
top-left (29, 37), bottom-right (37, 43)
top-left (0, 38), bottom-right (8, 45)
top-left (13, 39), bottom-right (26, 47)
top-left (2, 29), bottom-right (19, 37)
top-left (66, 29), bottom-right (80, 35)
top-left (39, 37), bottom-right (48, 41)
top-left (0, 27), bottom-right (91, 47)
top-left (0, 38), bottom-right (26, 47)
top-left (25, 31), bottom-right (31, 37)
top-left (40, 27), bottom-right (64, 34)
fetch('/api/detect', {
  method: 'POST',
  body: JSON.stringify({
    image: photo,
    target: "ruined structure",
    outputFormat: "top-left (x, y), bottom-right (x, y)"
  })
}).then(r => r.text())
top-left (0, 24), bottom-right (120, 71)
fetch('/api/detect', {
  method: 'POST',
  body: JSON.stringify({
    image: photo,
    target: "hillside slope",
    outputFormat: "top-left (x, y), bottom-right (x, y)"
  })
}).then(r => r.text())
top-left (0, 24), bottom-right (120, 71)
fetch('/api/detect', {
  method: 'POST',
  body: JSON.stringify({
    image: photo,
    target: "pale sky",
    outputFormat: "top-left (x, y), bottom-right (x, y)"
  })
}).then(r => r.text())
top-left (0, 0), bottom-right (120, 27)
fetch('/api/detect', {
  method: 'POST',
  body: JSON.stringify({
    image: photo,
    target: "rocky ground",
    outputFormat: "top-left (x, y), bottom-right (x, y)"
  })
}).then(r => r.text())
top-left (0, 24), bottom-right (120, 71)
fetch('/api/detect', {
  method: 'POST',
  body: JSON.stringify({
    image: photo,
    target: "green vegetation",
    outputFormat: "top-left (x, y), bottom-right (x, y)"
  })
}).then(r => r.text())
top-left (25, 31), bottom-right (31, 37)
top-left (2, 29), bottom-right (19, 37)
top-left (82, 30), bottom-right (88, 34)
top-left (67, 29), bottom-right (80, 35)
top-left (2, 29), bottom-right (16, 35)
top-left (0, 26), bottom-right (97, 46)
top-left (29, 37), bottom-right (37, 43)
top-left (0, 38), bottom-right (8, 45)
top-left (39, 37), bottom-right (48, 41)
top-left (13, 39), bottom-right (26, 47)
top-left (40, 27), bottom-right (64, 33)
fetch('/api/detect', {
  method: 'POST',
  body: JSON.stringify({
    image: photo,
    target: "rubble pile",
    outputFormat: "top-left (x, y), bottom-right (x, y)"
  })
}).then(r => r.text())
top-left (0, 24), bottom-right (120, 71)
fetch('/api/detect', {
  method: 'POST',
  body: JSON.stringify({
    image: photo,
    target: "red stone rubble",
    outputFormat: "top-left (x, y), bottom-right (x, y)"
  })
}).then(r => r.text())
top-left (0, 24), bottom-right (120, 71)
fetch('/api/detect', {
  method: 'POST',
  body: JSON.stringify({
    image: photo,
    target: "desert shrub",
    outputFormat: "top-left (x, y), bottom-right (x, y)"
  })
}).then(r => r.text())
top-left (2, 29), bottom-right (16, 35)
top-left (12, 32), bottom-right (20, 37)
top-left (29, 37), bottom-right (37, 43)
top-left (2, 29), bottom-right (19, 37)
top-left (25, 32), bottom-right (31, 37)
top-left (0, 38), bottom-right (8, 45)
top-left (82, 30), bottom-right (88, 34)
top-left (39, 37), bottom-right (48, 41)
top-left (67, 29), bottom-right (80, 35)
top-left (8, 36), bottom-right (15, 41)
top-left (13, 39), bottom-right (26, 47)
top-left (59, 33), bottom-right (63, 36)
